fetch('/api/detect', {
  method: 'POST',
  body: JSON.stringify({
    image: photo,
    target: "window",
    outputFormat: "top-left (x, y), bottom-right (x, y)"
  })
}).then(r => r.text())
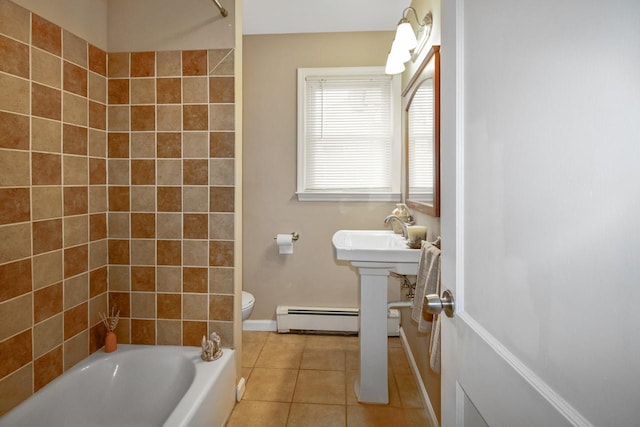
top-left (297, 67), bottom-right (401, 201)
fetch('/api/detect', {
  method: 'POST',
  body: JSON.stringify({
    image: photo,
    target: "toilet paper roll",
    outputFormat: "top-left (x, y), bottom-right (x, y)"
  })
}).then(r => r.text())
top-left (276, 233), bottom-right (294, 254)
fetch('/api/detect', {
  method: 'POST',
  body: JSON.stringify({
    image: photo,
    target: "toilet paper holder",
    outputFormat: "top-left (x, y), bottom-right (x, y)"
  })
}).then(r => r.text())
top-left (273, 232), bottom-right (299, 241)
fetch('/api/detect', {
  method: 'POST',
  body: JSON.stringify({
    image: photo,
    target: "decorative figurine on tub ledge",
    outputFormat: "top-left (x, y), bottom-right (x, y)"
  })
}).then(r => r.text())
top-left (201, 332), bottom-right (223, 361)
top-left (100, 308), bottom-right (120, 353)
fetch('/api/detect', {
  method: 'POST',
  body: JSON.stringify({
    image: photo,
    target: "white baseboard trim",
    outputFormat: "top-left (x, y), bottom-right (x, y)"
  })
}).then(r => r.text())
top-left (242, 319), bottom-right (277, 331)
top-left (399, 326), bottom-right (440, 427)
top-left (236, 377), bottom-right (246, 402)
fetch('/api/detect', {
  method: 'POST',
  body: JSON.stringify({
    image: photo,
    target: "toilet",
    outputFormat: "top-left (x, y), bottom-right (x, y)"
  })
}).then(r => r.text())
top-left (242, 291), bottom-right (255, 321)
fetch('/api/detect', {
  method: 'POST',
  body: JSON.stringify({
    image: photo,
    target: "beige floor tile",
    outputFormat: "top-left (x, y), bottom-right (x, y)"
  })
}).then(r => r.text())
top-left (266, 332), bottom-right (307, 346)
top-left (403, 408), bottom-right (433, 427)
top-left (242, 341), bottom-right (264, 368)
top-left (242, 366), bottom-right (253, 382)
top-left (293, 369), bottom-right (346, 405)
top-left (226, 400), bottom-right (290, 427)
top-left (394, 373), bottom-right (424, 409)
top-left (300, 348), bottom-right (346, 371)
top-left (255, 343), bottom-right (304, 369)
top-left (388, 347), bottom-right (412, 375)
top-left (346, 370), bottom-right (402, 408)
top-left (243, 330), bottom-right (270, 345)
top-left (286, 403), bottom-right (346, 427)
top-left (346, 404), bottom-right (407, 427)
top-left (243, 367), bottom-right (299, 402)
top-left (345, 349), bottom-right (359, 371)
top-left (305, 334), bottom-right (359, 350)
top-left (388, 336), bottom-right (403, 348)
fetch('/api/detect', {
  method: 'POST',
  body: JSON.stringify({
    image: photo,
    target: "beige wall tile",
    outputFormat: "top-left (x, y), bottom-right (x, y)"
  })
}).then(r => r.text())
top-left (156, 266), bottom-right (181, 293)
top-left (209, 294), bottom-right (233, 321)
top-left (157, 319), bottom-right (181, 345)
top-left (32, 118), bottom-right (62, 153)
top-left (183, 186), bottom-right (208, 213)
top-left (0, 149), bottom-right (30, 186)
top-left (209, 158), bottom-right (234, 185)
top-left (182, 132), bottom-right (208, 158)
top-left (183, 239), bottom-right (208, 267)
top-left (63, 92), bottom-right (87, 126)
top-left (183, 77), bottom-right (208, 104)
top-left (210, 104), bottom-right (234, 131)
top-left (33, 313), bottom-right (63, 358)
top-left (63, 155), bottom-right (88, 185)
top-left (183, 294), bottom-right (207, 320)
top-left (62, 30), bottom-right (88, 67)
top-left (157, 159), bottom-right (182, 185)
top-left (157, 213), bottom-right (181, 239)
top-left (130, 132), bottom-right (155, 158)
top-left (32, 250), bottom-right (62, 290)
top-left (31, 187), bottom-right (62, 220)
top-left (64, 273), bottom-right (88, 309)
top-left (88, 72), bottom-right (106, 103)
top-left (0, 72), bottom-right (29, 114)
top-left (64, 215), bottom-right (88, 247)
top-left (32, 47), bottom-right (61, 88)
top-left (131, 292), bottom-right (155, 318)
top-left (88, 129), bottom-right (106, 157)
top-left (0, 0), bottom-right (30, 43)
top-left (0, 293), bottom-right (32, 341)
top-left (63, 330), bottom-right (88, 371)
top-left (0, 223), bottom-right (30, 264)
top-left (208, 49), bottom-right (234, 76)
top-left (89, 239), bottom-right (107, 270)
top-left (88, 186), bottom-right (107, 213)
top-left (210, 213), bottom-right (234, 240)
top-left (208, 320), bottom-right (233, 347)
top-left (130, 239), bottom-right (155, 265)
top-left (157, 51), bottom-right (181, 77)
top-left (108, 105), bottom-right (130, 131)
top-left (130, 186), bottom-right (155, 212)
top-left (209, 267), bottom-right (233, 294)
top-left (108, 265), bottom-right (130, 291)
top-left (108, 159), bottom-right (130, 185)
top-left (157, 105), bottom-right (181, 131)
top-left (130, 78), bottom-right (156, 105)
top-left (89, 293), bottom-right (108, 327)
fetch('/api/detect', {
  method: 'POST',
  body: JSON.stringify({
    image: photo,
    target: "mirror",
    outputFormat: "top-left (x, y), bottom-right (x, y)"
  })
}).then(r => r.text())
top-left (403, 45), bottom-right (440, 217)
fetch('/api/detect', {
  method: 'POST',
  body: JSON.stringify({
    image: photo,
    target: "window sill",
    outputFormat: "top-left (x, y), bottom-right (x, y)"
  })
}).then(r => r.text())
top-left (296, 192), bottom-right (401, 202)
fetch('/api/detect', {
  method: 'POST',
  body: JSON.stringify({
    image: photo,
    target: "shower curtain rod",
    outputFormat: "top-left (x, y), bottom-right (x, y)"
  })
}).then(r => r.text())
top-left (211, 0), bottom-right (228, 17)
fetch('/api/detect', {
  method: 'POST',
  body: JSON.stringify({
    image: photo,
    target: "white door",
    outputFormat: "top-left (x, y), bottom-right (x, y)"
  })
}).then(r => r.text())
top-left (439, 0), bottom-right (640, 426)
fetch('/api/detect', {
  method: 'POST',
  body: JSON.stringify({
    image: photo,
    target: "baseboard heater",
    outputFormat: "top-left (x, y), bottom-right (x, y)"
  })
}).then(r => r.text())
top-left (276, 306), bottom-right (400, 336)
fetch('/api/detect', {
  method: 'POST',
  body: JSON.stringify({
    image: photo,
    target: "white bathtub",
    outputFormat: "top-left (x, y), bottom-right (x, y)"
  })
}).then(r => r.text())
top-left (0, 345), bottom-right (236, 427)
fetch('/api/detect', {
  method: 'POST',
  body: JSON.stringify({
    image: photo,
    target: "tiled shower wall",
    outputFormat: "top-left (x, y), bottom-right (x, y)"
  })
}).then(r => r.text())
top-left (105, 49), bottom-right (236, 348)
top-left (0, 0), bottom-right (236, 415)
top-left (0, 0), bottom-right (109, 414)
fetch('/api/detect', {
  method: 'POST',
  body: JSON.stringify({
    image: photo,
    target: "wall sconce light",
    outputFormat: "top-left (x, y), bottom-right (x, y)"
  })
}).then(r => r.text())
top-left (385, 8), bottom-right (433, 75)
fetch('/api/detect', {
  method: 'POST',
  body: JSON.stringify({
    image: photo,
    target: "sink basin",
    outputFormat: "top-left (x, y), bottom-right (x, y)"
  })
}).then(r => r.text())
top-left (332, 230), bottom-right (420, 263)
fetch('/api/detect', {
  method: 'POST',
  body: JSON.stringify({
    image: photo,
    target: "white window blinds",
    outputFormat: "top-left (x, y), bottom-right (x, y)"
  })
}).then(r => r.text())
top-left (408, 78), bottom-right (434, 195)
top-left (297, 67), bottom-right (401, 201)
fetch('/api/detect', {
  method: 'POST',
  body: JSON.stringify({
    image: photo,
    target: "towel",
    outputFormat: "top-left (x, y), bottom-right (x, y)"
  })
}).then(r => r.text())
top-left (429, 314), bottom-right (441, 374)
top-left (411, 241), bottom-right (441, 334)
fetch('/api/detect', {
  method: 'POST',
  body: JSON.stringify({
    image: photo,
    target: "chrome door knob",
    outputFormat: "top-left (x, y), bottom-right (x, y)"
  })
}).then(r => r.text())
top-left (424, 289), bottom-right (455, 318)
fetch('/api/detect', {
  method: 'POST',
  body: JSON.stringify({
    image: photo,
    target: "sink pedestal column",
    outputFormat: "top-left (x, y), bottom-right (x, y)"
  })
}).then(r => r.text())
top-left (353, 264), bottom-right (391, 404)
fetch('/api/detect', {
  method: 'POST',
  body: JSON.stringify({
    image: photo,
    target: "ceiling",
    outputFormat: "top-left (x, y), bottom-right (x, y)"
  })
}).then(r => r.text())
top-left (242, 0), bottom-right (411, 35)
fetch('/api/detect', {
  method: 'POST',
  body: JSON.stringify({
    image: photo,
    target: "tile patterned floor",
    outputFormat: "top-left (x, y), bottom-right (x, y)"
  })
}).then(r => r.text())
top-left (226, 332), bottom-right (433, 427)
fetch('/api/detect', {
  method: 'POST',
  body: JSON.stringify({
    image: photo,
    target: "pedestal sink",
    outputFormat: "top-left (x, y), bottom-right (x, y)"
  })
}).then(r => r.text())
top-left (332, 230), bottom-right (420, 404)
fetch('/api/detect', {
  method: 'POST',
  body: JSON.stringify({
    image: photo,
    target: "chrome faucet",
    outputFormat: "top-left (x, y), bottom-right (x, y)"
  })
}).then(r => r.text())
top-left (384, 214), bottom-right (415, 239)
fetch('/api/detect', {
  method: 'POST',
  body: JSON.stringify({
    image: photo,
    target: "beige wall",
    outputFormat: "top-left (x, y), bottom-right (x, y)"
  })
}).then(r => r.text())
top-left (11, 0), bottom-right (107, 49)
top-left (243, 31), bottom-right (399, 319)
top-left (107, 0), bottom-right (235, 52)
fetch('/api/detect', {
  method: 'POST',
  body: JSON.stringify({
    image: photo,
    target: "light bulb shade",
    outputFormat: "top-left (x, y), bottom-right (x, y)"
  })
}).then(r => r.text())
top-left (395, 21), bottom-right (418, 51)
top-left (385, 52), bottom-right (405, 75)
top-left (391, 40), bottom-right (411, 63)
